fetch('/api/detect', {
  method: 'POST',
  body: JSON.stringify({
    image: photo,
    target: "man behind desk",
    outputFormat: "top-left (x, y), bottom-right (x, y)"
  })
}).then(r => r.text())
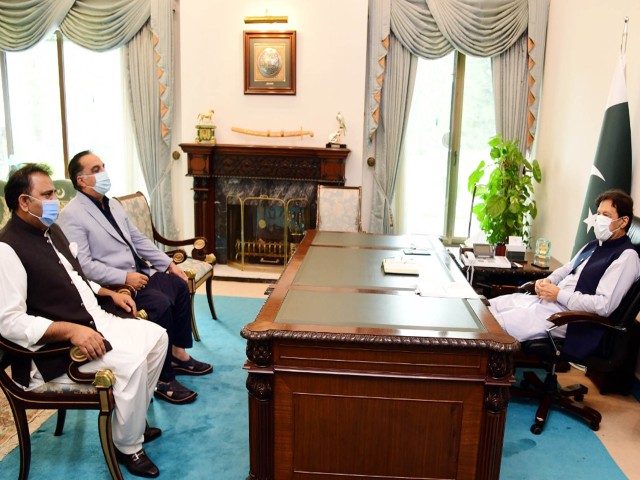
top-left (489, 189), bottom-right (640, 356)
top-left (0, 164), bottom-right (167, 478)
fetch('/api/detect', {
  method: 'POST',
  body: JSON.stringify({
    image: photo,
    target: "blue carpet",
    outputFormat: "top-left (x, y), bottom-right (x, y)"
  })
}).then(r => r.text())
top-left (0, 295), bottom-right (628, 479)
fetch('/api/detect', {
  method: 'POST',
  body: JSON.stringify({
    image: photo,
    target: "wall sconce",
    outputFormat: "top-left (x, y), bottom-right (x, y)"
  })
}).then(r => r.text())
top-left (244, 9), bottom-right (288, 24)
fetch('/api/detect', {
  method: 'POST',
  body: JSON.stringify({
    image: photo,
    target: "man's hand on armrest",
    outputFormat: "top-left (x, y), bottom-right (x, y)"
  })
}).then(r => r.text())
top-left (39, 322), bottom-right (109, 361)
top-left (98, 287), bottom-right (138, 316)
top-left (167, 262), bottom-right (188, 283)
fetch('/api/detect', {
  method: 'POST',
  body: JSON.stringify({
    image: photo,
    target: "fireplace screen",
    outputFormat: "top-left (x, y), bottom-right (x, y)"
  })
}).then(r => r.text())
top-left (227, 194), bottom-right (309, 269)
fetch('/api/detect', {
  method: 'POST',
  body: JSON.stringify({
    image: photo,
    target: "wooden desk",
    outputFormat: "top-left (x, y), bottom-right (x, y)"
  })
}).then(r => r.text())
top-left (241, 231), bottom-right (517, 480)
top-left (455, 251), bottom-right (563, 298)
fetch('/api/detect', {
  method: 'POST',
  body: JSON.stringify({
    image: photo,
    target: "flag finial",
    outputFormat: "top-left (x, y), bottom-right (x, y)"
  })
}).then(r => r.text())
top-left (621, 17), bottom-right (629, 55)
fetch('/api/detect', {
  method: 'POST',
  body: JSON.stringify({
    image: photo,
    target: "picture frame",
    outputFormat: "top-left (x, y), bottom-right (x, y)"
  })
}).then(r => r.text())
top-left (244, 31), bottom-right (296, 95)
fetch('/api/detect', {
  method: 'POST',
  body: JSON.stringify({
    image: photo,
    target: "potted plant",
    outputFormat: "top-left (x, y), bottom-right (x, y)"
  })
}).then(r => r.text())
top-left (467, 134), bottom-right (542, 246)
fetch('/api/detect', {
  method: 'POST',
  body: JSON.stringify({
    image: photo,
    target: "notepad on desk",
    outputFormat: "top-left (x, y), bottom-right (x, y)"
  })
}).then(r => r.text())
top-left (382, 257), bottom-right (420, 275)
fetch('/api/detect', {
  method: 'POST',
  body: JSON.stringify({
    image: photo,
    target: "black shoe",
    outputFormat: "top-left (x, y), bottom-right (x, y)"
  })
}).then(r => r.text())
top-left (171, 355), bottom-right (214, 376)
top-left (143, 423), bottom-right (162, 444)
top-left (115, 448), bottom-right (159, 478)
top-left (154, 379), bottom-right (197, 404)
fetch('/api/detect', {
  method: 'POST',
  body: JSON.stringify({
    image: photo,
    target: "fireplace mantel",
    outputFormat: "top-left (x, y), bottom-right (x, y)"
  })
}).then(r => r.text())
top-left (179, 143), bottom-right (350, 261)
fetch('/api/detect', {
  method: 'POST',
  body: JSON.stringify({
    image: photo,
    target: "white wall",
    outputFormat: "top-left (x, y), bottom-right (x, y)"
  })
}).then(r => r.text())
top-left (173, 0), bottom-right (369, 237)
top-left (533, 0), bottom-right (640, 263)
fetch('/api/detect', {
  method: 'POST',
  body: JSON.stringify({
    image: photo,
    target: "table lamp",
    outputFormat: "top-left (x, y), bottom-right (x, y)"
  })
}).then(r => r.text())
top-left (533, 238), bottom-right (551, 268)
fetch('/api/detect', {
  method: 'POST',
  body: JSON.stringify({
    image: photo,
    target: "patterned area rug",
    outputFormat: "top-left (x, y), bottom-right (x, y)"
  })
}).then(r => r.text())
top-left (0, 368), bottom-right (56, 460)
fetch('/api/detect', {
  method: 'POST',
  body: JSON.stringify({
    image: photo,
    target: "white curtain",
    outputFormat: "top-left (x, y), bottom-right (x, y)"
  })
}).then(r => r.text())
top-left (364, 0), bottom-right (549, 233)
top-left (0, 0), bottom-right (176, 236)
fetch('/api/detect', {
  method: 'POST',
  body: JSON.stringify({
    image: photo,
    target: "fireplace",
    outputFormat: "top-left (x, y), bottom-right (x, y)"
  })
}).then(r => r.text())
top-left (179, 143), bottom-right (350, 263)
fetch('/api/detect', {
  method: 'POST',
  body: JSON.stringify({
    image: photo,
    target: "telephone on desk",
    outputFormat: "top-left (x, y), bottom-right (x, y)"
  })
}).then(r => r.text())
top-left (461, 250), bottom-right (513, 269)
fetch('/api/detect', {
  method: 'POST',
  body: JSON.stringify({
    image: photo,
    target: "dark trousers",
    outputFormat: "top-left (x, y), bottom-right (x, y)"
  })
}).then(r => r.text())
top-left (135, 272), bottom-right (192, 382)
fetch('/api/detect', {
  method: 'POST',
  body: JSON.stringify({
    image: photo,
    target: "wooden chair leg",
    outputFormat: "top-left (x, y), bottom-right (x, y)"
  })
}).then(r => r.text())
top-left (96, 384), bottom-right (123, 480)
top-left (54, 409), bottom-right (66, 436)
top-left (190, 292), bottom-right (201, 342)
top-left (4, 396), bottom-right (31, 480)
top-left (206, 276), bottom-right (218, 320)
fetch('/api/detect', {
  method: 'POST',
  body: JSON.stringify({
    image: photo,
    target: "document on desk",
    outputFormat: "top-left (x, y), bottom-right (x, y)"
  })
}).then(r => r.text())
top-left (382, 257), bottom-right (420, 275)
top-left (416, 281), bottom-right (479, 299)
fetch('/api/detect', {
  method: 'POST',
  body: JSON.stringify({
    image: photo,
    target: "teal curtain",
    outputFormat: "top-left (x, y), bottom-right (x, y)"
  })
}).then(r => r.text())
top-left (0, 0), bottom-right (176, 236)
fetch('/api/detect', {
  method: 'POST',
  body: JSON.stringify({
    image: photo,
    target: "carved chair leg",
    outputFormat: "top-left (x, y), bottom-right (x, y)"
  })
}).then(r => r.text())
top-left (97, 387), bottom-right (123, 480)
top-left (190, 292), bottom-right (201, 342)
top-left (4, 395), bottom-right (31, 480)
top-left (54, 409), bottom-right (66, 436)
top-left (206, 276), bottom-right (218, 320)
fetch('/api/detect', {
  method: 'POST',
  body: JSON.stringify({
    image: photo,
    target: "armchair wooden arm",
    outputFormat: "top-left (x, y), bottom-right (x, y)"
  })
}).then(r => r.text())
top-left (547, 311), bottom-right (618, 329)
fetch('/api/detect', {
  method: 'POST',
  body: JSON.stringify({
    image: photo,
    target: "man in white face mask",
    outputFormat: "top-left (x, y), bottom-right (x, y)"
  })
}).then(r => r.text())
top-left (58, 151), bottom-right (213, 409)
top-left (488, 189), bottom-right (640, 357)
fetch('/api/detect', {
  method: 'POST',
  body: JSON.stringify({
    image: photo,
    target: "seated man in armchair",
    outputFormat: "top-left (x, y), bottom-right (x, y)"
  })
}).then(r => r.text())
top-left (59, 150), bottom-right (213, 406)
top-left (0, 164), bottom-right (167, 478)
top-left (489, 189), bottom-right (640, 356)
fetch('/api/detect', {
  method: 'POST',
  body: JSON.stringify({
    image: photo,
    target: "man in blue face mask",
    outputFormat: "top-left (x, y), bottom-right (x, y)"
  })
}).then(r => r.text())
top-left (0, 163), bottom-right (168, 478)
top-left (488, 189), bottom-right (640, 357)
top-left (58, 150), bottom-right (212, 406)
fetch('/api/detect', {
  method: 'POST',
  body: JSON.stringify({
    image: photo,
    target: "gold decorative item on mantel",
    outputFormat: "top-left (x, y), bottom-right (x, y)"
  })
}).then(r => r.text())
top-left (195, 109), bottom-right (216, 144)
top-left (231, 126), bottom-right (314, 138)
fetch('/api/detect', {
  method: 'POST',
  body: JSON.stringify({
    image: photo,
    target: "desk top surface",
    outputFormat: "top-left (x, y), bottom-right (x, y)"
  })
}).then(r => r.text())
top-left (242, 231), bottom-right (517, 350)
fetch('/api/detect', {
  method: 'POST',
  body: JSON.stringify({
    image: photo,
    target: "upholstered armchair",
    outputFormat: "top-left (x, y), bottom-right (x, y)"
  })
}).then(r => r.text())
top-left (0, 338), bottom-right (122, 480)
top-left (316, 186), bottom-right (362, 232)
top-left (115, 192), bottom-right (217, 341)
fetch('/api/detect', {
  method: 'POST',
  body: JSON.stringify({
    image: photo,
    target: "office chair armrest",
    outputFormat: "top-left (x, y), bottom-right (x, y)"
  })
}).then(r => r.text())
top-left (547, 311), bottom-right (616, 328)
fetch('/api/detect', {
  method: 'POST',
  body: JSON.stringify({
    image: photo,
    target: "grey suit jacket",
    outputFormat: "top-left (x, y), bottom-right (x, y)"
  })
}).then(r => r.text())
top-left (58, 192), bottom-right (172, 285)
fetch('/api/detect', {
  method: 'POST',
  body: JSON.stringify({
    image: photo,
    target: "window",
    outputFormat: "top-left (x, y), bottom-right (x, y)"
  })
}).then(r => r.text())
top-left (397, 52), bottom-right (495, 245)
top-left (0, 32), bottom-right (146, 196)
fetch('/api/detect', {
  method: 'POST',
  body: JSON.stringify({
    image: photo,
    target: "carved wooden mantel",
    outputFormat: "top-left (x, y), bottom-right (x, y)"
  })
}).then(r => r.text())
top-left (179, 143), bottom-right (350, 261)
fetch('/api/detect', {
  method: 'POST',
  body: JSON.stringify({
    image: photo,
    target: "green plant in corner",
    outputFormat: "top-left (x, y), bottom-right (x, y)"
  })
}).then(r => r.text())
top-left (467, 134), bottom-right (542, 246)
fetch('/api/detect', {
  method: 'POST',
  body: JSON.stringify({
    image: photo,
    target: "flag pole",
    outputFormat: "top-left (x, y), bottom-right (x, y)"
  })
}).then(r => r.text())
top-left (621, 17), bottom-right (629, 55)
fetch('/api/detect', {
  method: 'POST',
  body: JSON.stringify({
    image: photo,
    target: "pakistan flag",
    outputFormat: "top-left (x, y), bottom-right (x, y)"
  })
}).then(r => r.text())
top-left (572, 55), bottom-right (632, 256)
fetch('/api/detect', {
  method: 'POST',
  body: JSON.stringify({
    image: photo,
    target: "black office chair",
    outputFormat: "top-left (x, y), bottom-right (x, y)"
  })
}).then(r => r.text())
top-left (513, 216), bottom-right (640, 434)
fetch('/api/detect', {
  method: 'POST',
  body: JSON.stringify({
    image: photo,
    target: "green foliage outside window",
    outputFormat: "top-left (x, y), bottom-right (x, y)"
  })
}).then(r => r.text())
top-left (467, 134), bottom-right (542, 246)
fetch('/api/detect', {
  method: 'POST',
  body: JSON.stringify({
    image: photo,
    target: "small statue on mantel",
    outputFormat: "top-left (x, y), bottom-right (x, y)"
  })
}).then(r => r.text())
top-left (196, 108), bottom-right (216, 144)
top-left (327, 112), bottom-right (347, 148)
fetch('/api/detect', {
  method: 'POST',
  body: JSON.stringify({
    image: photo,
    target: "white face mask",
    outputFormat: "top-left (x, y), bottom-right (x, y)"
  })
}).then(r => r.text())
top-left (594, 214), bottom-right (624, 242)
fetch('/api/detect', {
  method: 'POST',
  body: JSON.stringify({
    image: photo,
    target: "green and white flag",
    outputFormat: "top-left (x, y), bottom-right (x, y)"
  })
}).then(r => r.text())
top-left (572, 54), bottom-right (632, 256)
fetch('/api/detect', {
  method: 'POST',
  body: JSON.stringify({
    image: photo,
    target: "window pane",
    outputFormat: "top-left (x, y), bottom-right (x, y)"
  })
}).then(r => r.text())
top-left (454, 56), bottom-right (495, 239)
top-left (5, 35), bottom-right (65, 177)
top-left (63, 40), bottom-right (147, 197)
top-left (397, 53), bottom-right (455, 235)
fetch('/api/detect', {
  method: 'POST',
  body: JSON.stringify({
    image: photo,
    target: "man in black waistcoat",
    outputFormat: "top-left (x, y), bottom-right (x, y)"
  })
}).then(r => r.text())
top-left (489, 189), bottom-right (640, 357)
top-left (0, 164), bottom-right (167, 478)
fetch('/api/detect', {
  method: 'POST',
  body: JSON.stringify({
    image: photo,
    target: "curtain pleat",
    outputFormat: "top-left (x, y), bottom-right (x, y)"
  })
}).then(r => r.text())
top-left (127, 22), bottom-right (176, 239)
top-left (492, 33), bottom-right (529, 154)
top-left (60, 0), bottom-right (149, 52)
top-left (0, 0), bottom-right (75, 51)
top-left (365, 0), bottom-right (548, 233)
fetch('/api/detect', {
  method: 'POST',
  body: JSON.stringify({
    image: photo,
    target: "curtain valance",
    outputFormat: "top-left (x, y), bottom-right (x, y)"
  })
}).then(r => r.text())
top-left (0, 0), bottom-right (149, 52)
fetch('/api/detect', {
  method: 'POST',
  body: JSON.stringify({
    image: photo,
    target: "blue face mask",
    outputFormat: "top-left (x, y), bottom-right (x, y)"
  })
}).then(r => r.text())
top-left (24, 195), bottom-right (59, 227)
top-left (89, 171), bottom-right (111, 196)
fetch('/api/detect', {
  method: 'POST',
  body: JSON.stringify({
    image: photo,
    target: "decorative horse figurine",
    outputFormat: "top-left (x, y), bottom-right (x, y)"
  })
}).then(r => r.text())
top-left (197, 109), bottom-right (215, 125)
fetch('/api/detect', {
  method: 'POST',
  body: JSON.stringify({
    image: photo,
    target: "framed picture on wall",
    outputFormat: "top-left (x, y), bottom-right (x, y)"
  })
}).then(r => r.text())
top-left (244, 31), bottom-right (296, 95)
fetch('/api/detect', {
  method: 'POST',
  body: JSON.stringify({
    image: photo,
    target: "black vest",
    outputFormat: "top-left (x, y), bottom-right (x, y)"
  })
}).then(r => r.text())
top-left (0, 216), bottom-right (116, 386)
